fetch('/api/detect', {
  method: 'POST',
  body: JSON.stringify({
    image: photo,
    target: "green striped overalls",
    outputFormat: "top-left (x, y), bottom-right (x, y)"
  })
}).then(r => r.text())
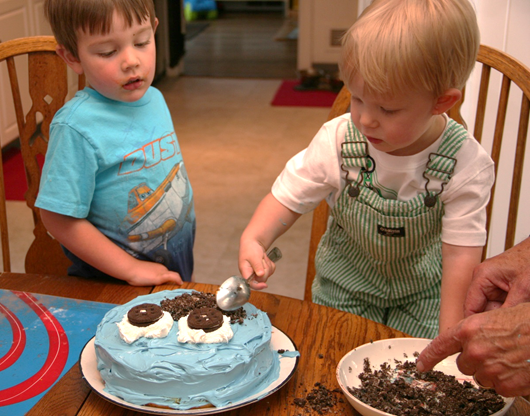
top-left (312, 119), bottom-right (467, 338)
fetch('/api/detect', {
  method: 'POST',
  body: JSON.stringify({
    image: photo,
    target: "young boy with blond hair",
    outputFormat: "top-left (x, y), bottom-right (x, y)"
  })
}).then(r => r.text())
top-left (239, 0), bottom-right (494, 338)
top-left (36, 0), bottom-right (195, 286)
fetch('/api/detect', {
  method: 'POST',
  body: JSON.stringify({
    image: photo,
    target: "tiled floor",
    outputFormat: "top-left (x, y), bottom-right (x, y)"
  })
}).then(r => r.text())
top-left (3, 76), bottom-right (330, 300)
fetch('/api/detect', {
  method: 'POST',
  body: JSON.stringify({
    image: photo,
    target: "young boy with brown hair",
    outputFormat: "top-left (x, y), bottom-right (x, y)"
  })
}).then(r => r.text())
top-left (37, 0), bottom-right (195, 285)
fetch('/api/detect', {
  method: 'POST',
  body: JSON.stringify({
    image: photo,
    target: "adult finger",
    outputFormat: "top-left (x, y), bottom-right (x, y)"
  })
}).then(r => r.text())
top-left (416, 327), bottom-right (463, 372)
top-left (464, 287), bottom-right (507, 316)
top-left (502, 277), bottom-right (530, 308)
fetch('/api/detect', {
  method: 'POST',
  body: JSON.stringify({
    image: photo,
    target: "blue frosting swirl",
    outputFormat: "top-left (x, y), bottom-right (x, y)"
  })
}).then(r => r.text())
top-left (94, 289), bottom-right (280, 409)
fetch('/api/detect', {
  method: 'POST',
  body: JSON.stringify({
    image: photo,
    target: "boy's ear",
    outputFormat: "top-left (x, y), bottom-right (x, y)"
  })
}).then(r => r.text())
top-left (154, 17), bottom-right (159, 33)
top-left (433, 88), bottom-right (462, 115)
top-left (55, 44), bottom-right (84, 75)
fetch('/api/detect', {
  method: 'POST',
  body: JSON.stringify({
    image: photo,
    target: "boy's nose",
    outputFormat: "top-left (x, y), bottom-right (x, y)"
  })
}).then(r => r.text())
top-left (359, 111), bottom-right (378, 128)
top-left (122, 49), bottom-right (140, 70)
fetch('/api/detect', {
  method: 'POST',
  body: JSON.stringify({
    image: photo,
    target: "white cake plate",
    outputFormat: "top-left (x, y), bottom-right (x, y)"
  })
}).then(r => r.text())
top-left (79, 325), bottom-right (299, 415)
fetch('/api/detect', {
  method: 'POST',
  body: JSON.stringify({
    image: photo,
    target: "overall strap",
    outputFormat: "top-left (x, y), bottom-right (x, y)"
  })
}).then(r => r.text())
top-left (423, 118), bottom-right (468, 207)
top-left (341, 119), bottom-right (369, 168)
top-left (341, 119), bottom-right (375, 197)
top-left (424, 119), bottom-right (468, 181)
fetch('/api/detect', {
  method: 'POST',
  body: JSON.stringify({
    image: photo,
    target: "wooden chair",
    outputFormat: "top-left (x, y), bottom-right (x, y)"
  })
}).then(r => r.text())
top-left (0, 36), bottom-right (85, 275)
top-left (304, 44), bottom-right (530, 301)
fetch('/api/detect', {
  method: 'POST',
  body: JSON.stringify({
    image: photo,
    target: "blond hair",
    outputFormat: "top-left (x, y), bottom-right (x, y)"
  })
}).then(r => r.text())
top-left (340, 0), bottom-right (480, 98)
top-left (44, 0), bottom-right (157, 59)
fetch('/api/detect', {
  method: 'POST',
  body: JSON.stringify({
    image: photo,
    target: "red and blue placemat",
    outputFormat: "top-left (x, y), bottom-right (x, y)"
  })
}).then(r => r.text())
top-left (0, 290), bottom-right (115, 415)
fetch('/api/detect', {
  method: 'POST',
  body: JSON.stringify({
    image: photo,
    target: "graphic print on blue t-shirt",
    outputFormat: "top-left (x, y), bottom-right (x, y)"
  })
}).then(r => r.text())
top-left (36, 87), bottom-right (196, 280)
top-left (118, 132), bottom-right (194, 269)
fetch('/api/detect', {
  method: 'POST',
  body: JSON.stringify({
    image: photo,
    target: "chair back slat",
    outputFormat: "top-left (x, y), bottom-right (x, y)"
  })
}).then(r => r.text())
top-left (473, 65), bottom-right (491, 143)
top-left (304, 87), bottom-right (350, 301)
top-left (0, 155), bottom-right (10, 272)
top-left (0, 36), bottom-right (84, 275)
top-left (506, 96), bottom-right (530, 250)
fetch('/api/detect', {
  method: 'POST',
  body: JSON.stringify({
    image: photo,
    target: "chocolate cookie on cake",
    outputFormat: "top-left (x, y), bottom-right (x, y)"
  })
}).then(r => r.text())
top-left (94, 289), bottom-right (281, 410)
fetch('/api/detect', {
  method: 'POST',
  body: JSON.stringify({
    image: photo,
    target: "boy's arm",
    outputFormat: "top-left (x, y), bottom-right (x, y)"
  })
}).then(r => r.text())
top-left (40, 209), bottom-right (183, 286)
top-left (239, 192), bottom-right (302, 288)
top-left (440, 243), bottom-right (483, 332)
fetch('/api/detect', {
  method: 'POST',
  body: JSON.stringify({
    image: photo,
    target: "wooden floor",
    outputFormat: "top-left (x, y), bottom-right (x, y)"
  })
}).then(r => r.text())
top-left (183, 12), bottom-right (298, 79)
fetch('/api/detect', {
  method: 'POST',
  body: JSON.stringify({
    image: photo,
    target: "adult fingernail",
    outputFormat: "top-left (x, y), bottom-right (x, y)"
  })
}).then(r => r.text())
top-left (416, 361), bottom-right (425, 372)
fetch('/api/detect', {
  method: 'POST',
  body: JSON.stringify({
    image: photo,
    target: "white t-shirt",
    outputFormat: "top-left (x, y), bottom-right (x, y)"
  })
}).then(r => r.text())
top-left (272, 113), bottom-right (494, 247)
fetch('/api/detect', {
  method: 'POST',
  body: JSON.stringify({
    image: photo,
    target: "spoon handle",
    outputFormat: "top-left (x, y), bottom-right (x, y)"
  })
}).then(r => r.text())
top-left (266, 247), bottom-right (283, 263)
top-left (247, 247), bottom-right (282, 284)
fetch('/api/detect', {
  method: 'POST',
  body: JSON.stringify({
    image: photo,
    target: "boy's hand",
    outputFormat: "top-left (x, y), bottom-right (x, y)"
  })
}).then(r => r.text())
top-left (238, 242), bottom-right (276, 290)
top-left (237, 192), bottom-right (299, 290)
top-left (39, 211), bottom-right (184, 286)
top-left (125, 260), bottom-right (183, 286)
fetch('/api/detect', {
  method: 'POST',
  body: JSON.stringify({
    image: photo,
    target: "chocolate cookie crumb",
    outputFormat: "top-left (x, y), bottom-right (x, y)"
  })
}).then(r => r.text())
top-left (293, 382), bottom-right (340, 414)
top-left (348, 357), bottom-right (505, 415)
top-left (160, 291), bottom-right (247, 324)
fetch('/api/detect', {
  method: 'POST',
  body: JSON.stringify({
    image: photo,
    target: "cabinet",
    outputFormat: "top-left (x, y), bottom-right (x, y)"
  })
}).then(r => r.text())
top-left (297, 0), bottom-right (358, 73)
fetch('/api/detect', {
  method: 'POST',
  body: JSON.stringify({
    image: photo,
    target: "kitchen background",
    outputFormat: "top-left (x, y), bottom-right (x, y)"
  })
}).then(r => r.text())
top-left (0, 0), bottom-right (529, 295)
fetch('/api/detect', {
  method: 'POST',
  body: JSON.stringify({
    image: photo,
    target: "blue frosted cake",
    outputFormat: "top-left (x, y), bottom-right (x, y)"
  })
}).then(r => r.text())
top-left (94, 289), bottom-right (281, 410)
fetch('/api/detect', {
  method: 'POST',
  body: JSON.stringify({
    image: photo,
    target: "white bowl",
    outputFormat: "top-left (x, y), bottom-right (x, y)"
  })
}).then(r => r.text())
top-left (336, 337), bottom-right (514, 416)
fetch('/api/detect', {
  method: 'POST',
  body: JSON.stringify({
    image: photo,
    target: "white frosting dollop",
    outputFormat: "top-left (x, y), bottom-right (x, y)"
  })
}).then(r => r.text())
top-left (117, 311), bottom-right (173, 344)
top-left (177, 314), bottom-right (233, 344)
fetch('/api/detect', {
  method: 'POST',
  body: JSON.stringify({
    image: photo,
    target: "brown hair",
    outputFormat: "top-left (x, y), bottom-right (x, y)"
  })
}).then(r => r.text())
top-left (44, 0), bottom-right (157, 59)
top-left (340, 0), bottom-right (480, 98)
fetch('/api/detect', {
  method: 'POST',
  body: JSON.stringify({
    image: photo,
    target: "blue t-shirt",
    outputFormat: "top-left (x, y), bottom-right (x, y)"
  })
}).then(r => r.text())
top-left (36, 87), bottom-right (195, 280)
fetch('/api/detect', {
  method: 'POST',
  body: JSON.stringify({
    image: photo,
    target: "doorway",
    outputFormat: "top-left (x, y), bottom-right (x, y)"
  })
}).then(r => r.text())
top-left (183, 4), bottom-right (298, 79)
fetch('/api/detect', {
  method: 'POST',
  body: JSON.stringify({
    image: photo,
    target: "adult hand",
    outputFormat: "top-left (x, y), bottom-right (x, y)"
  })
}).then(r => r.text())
top-left (465, 237), bottom-right (530, 316)
top-left (416, 303), bottom-right (530, 397)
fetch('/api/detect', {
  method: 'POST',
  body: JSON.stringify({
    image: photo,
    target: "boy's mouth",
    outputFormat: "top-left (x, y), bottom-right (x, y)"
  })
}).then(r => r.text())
top-left (365, 135), bottom-right (383, 145)
top-left (123, 77), bottom-right (142, 90)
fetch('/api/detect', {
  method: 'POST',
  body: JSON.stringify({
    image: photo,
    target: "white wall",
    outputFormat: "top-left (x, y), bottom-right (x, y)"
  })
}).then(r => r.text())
top-left (297, 0), bottom-right (358, 72)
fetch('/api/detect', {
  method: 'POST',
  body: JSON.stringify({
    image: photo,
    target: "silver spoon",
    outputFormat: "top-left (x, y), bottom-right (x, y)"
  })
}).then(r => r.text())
top-left (216, 247), bottom-right (282, 311)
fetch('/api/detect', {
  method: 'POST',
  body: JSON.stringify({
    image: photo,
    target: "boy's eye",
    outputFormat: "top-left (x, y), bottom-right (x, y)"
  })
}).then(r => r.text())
top-left (136, 40), bottom-right (151, 48)
top-left (380, 107), bottom-right (397, 115)
top-left (98, 51), bottom-right (115, 58)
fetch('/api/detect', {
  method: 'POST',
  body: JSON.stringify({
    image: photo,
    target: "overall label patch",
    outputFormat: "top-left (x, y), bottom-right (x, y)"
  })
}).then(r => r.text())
top-left (377, 225), bottom-right (405, 237)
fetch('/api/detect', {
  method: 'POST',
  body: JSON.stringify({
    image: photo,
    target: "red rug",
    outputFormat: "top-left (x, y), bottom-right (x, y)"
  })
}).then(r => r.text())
top-left (271, 80), bottom-right (339, 107)
top-left (2, 147), bottom-right (44, 201)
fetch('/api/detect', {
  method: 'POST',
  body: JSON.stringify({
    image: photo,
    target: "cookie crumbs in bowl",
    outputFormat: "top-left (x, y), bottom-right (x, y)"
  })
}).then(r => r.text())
top-left (348, 357), bottom-right (505, 415)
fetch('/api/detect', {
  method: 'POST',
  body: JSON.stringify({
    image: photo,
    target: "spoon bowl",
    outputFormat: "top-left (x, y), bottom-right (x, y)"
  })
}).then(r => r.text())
top-left (216, 247), bottom-right (282, 311)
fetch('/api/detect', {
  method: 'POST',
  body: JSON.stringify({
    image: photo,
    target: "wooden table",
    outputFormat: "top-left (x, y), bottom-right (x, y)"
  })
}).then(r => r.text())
top-left (1, 271), bottom-right (529, 415)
